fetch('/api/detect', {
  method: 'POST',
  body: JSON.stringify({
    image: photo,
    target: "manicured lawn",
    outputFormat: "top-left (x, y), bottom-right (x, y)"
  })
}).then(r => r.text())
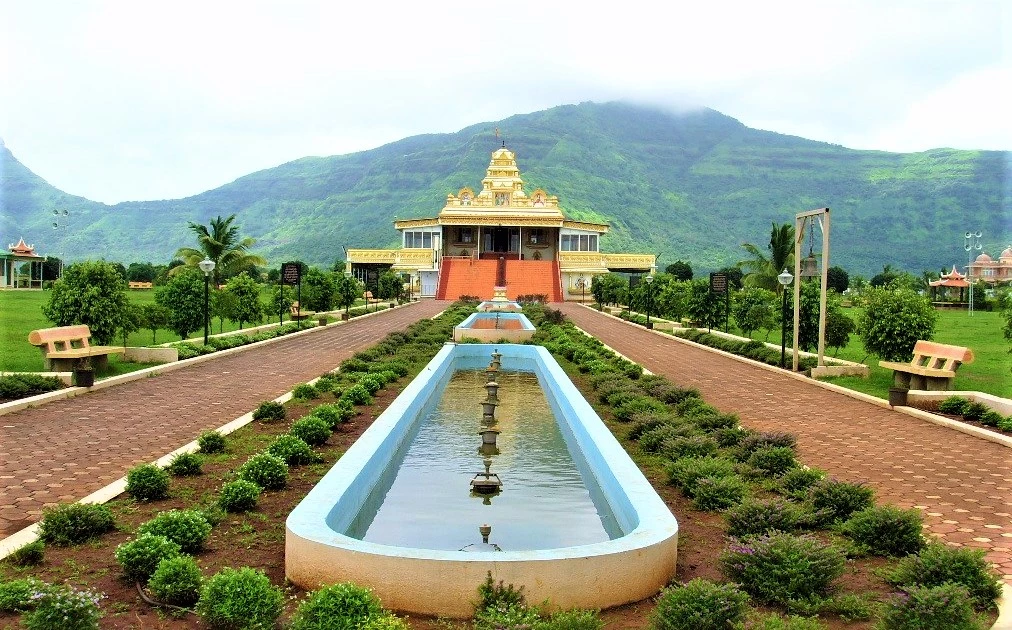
top-left (0, 289), bottom-right (366, 373)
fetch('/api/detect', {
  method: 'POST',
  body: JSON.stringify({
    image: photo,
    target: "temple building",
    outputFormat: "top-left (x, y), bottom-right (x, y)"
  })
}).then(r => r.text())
top-left (0, 238), bottom-right (46, 289)
top-left (966, 248), bottom-right (1012, 286)
top-left (346, 146), bottom-right (655, 301)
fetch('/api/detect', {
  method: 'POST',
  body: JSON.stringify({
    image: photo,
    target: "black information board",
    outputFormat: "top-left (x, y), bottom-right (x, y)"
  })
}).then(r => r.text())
top-left (281, 262), bottom-right (301, 285)
top-left (709, 272), bottom-right (728, 294)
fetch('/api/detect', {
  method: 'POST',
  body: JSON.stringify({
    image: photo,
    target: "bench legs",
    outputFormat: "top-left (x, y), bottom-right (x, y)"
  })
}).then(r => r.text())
top-left (891, 371), bottom-right (953, 392)
top-left (44, 354), bottom-right (111, 373)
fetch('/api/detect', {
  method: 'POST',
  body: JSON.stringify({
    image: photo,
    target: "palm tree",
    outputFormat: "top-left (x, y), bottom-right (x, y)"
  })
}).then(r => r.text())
top-left (739, 221), bottom-right (795, 294)
top-left (173, 214), bottom-right (266, 286)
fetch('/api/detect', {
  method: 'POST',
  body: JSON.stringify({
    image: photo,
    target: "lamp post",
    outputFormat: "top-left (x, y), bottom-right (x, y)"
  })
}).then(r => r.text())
top-left (51, 209), bottom-right (69, 279)
top-left (577, 276), bottom-right (586, 304)
top-left (198, 258), bottom-right (216, 346)
top-left (964, 231), bottom-right (982, 317)
top-left (777, 268), bottom-right (794, 369)
top-left (645, 274), bottom-right (654, 329)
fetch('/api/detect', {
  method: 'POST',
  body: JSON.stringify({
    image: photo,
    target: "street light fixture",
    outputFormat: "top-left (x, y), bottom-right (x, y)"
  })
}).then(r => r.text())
top-left (964, 231), bottom-right (982, 317)
top-left (645, 274), bottom-right (654, 329)
top-left (777, 268), bottom-right (794, 369)
top-left (577, 276), bottom-right (586, 304)
top-left (198, 258), bottom-right (216, 346)
top-left (51, 209), bottom-right (70, 278)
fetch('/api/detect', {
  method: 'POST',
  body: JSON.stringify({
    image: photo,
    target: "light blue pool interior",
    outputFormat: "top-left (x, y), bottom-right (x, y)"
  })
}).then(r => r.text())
top-left (288, 343), bottom-right (676, 560)
top-left (455, 312), bottom-right (536, 331)
top-left (477, 300), bottom-right (522, 311)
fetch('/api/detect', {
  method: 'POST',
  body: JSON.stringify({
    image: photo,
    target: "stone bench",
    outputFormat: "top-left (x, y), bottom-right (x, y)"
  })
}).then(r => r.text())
top-left (878, 340), bottom-right (974, 391)
top-left (289, 301), bottom-right (316, 321)
top-left (28, 324), bottom-right (124, 372)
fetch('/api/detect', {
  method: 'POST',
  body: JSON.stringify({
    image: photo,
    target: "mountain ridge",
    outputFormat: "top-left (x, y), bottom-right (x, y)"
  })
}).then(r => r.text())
top-left (2, 101), bottom-right (1009, 276)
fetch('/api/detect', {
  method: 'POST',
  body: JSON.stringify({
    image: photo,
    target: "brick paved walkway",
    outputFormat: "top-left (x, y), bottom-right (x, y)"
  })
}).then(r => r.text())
top-left (0, 301), bottom-right (447, 539)
top-left (559, 304), bottom-right (1012, 582)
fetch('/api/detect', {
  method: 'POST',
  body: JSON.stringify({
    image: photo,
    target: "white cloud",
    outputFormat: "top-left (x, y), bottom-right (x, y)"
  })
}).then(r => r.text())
top-left (1, 0), bottom-right (1008, 203)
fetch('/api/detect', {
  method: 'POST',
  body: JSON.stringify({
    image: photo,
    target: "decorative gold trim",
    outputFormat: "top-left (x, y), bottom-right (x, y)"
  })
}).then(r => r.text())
top-left (439, 216), bottom-right (564, 227)
top-left (394, 218), bottom-right (439, 230)
top-left (562, 220), bottom-right (609, 233)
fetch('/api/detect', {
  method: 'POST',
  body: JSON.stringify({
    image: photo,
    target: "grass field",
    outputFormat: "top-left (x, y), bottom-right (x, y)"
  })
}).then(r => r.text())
top-left (0, 289), bottom-right (363, 373)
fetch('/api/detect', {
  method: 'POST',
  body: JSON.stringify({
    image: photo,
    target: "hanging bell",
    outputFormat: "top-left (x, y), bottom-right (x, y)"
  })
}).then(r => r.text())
top-left (800, 252), bottom-right (819, 279)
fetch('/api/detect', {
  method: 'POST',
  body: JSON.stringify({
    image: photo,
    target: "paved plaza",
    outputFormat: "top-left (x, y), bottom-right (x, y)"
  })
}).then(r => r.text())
top-left (559, 303), bottom-right (1012, 582)
top-left (2, 300), bottom-right (1010, 584)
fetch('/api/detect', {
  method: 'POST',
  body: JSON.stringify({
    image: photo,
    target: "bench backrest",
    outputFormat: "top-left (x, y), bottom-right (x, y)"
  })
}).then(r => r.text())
top-left (910, 340), bottom-right (974, 371)
top-left (290, 301), bottom-right (303, 314)
top-left (28, 325), bottom-right (93, 352)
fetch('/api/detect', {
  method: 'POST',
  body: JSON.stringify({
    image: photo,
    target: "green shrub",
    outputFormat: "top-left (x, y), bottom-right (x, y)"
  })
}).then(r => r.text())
top-left (292, 383), bottom-right (321, 400)
top-left (725, 498), bottom-right (813, 537)
top-left (627, 412), bottom-right (676, 440)
top-left (613, 396), bottom-right (667, 422)
top-left (126, 463), bottom-right (171, 501)
top-left (358, 374), bottom-right (384, 394)
top-left (196, 567), bottom-right (284, 630)
top-left (289, 582), bottom-right (384, 630)
top-left (650, 578), bottom-right (750, 630)
top-left (961, 401), bottom-right (989, 421)
top-left (238, 452), bottom-right (289, 489)
top-left (979, 410), bottom-right (1003, 427)
top-left (475, 572), bottom-right (527, 615)
top-left (114, 533), bottom-right (182, 581)
top-left (291, 416), bottom-right (332, 446)
top-left (252, 400), bottom-right (286, 422)
top-left (814, 593), bottom-right (875, 622)
top-left (310, 403), bottom-right (351, 428)
top-left (533, 609), bottom-right (602, 630)
top-left (22, 584), bottom-right (103, 630)
top-left (137, 509), bottom-right (212, 554)
top-left (219, 479), bottom-right (261, 513)
top-left (7, 539), bottom-right (45, 566)
top-left (778, 467), bottom-right (825, 498)
top-left (857, 287), bottom-right (937, 362)
top-left (998, 415), bottom-right (1012, 431)
top-left (809, 479), bottom-right (874, 522)
top-left (713, 426), bottom-right (752, 447)
top-left (741, 613), bottom-right (827, 629)
top-left (341, 383), bottom-right (373, 405)
top-left (735, 431), bottom-right (797, 461)
top-left (360, 614), bottom-right (410, 629)
top-left (666, 456), bottom-right (737, 494)
top-left (839, 505), bottom-right (923, 556)
top-left (938, 396), bottom-right (970, 415)
top-left (720, 532), bottom-right (846, 606)
top-left (340, 357), bottom-right (370, 373)
top-left (692, 411), bottom-right (739, 432)
top-left (148, 555), bottom-right (203, 607)
top-left (267, 434), bottom-right (321, 465)
top-left (166, 452), bottom-right (203, 476)
top-left (885, 543), bottom-right (1002, 609)
top-left (197, 430), bottom-right (227, 454)
top-left (640, 422), bottom-right (696, 453)
top-left (747, 446), bottom-right (798, 477)
top-left (0, 373), bottom-right (64, 400)
top-left (38, 502), bottom-right (115, 546)
top-left (661, 435), bottom-right (718, 461)
top-left (878, 584), bottom-right (983, 630)
top-left (0, 577), bottom-right (48, 612)
top-left (691, 475), bottom-right (748, 511)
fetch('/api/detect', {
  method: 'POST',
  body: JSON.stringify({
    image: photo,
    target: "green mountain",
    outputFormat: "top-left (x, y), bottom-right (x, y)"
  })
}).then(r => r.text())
top-left (2, 102), bottom-right (1009, 276)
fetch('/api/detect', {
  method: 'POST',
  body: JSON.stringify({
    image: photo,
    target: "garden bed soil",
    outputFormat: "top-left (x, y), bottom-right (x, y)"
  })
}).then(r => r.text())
top-left (908, 401), bottom-right (1012, 439)
top-left (0, 367), bottom-right (1000, 629)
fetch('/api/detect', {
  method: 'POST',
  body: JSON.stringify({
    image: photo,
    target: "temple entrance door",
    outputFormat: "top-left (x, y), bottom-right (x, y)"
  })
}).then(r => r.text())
top-left (491, 227), bottom-right (510, 253)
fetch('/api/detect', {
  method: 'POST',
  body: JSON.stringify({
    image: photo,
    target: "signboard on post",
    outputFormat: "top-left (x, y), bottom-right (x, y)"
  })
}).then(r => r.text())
top-left (709, 272), bottom-right (728, 294)
top-left (281, 262), bottom-right (301, 285)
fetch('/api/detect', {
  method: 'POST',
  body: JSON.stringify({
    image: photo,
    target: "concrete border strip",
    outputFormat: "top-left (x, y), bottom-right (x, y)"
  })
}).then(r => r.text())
top-left (577, 304), bottom-right (1011, 450)
top-left (0, 302), bottom-right (415, 418)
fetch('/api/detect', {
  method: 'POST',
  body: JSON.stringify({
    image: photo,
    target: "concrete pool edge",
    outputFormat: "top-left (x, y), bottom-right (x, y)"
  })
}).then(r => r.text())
top-left (453, 312), bottom-right (536, 343)
top-left (286, 343), bottom-right (679, 617)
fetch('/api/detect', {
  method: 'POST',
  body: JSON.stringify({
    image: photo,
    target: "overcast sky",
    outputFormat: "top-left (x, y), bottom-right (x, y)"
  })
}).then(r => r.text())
top-left (2, 1), bottom-right (1009, 204)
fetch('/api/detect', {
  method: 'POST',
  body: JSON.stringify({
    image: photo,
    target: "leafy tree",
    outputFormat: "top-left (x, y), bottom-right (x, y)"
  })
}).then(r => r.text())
top-left (268, 284), bottom-right (295, 322)
top-left (117, 302), bottom-right (142, 347)
top-left (302, 268), bottom-right (336, 311)
top-left (376, 270), bottom-right (403, 301)
top-left (686, 278), bottom-right (727, 330)
top-left (739, 222), bottom-right (795, 294)
top-left (665, 260), bottom-right (693, 281)
top-left (870, 264), bottom-right (899, 288)
top-left (857, 287), bottom-right (937, 361)
top-left (42, 260), bottom-right (129, 344)
top-left (331, 259), bottom-right (347, 273)
top-left (126, 262), bottom-right (157, 283)
top-left (825, 309), bottom-right (855, 355)
top-left (155, 268), bottom-right (206, 340)
top-left (333, 274), bottom-right (362, 315)
top-left (826, 266), bottom-right (849, 293)
top-left (42, 257), bottom-right (62, 281)
top-left (591, 273), bottom-right (627, 306)
top-left (110, 262), bottom-right (129, 281)
top-left (225, 274), bottom-right (264, 329)
top-left (718, 266), bottom-right (744, 291)
top-left (655, 279), bottom-right (692, 321)
top-left (733, 287), bottom-right (777, 339)
top-left (173, 214), bottom-right (266, 286)
top-left (139, 303), bottom-right (170, 344)
top-left (265, 268), bottom-right (281, 283)
top-left (211, 289), bottom-right (237, 334)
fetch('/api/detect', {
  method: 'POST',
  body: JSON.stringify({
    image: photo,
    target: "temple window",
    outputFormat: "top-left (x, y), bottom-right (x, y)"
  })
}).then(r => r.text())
top-left (459, 228), bottom-right (474, 244)
top-left (528, 229), bottom-right (545, 245)
top-left (560, 233), bottom-right (599, 252)
top-left (404, 231), bottom-right (434, 248)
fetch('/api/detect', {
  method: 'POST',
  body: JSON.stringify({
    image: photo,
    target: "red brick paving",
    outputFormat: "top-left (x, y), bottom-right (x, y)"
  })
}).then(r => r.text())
top-left (0, 301), bottom-right (448, 539)
top-left (560, 304), bottom-right (1012, 582)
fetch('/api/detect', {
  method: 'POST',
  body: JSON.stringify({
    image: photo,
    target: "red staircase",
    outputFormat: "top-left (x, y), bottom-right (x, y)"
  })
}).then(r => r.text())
top-left (504, 260), bottom-right (563, 302)
top-left (435, 258), bottom-right (499, 300)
